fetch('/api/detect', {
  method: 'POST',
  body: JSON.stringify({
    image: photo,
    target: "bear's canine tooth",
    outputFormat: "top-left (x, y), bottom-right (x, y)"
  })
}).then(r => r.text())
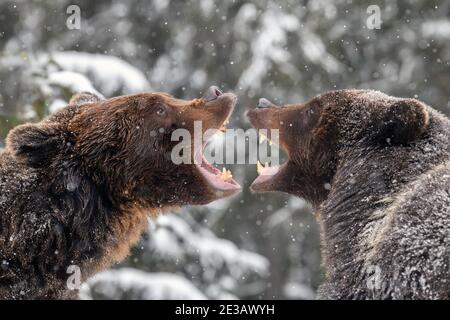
top-left (219, 167), bottom-right (233, 181)
top-left (256, 161), bottom-right (264, 175)
top-left (257, 161), bottom-right (271, 175)
top-left (259, 132), bottom-right (273, 145)
top-left (259, 132), bottom-right (267, 144)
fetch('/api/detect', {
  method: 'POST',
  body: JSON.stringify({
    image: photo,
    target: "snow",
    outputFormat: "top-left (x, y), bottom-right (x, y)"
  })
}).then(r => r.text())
top-left (299, 31), bottom-right (341, 73)
top-left (43, 51), bottom-right (151, 96)
top-left (126, 213), bottom-right (271, 299)
top-left (283, 282), bottom-right (315, 300)
top-left (265, 197), bottom-right (307, 229)
top-left (47, 71), bottom-right (102, 98)
top-left (422, 20), bottom-right (450, 41)
top-left (81, 268), bottom-right (207, 300)
top-left (150, 215), bottom-right (269, 276)
top-left (48, 98), bottom-right (70, 114)
top-left (237, 5), bottom-right (299, 91)
top-left (79, 214), bottom-right (269, 300)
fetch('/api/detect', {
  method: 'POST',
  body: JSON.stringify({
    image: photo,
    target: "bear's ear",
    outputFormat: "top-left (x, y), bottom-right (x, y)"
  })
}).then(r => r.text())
top-left (6, 122), bottom-right (64, 166)
top-left (374, 98), bottom-right (429, 146)
top-left (69, 91), bottom-right (104, 106)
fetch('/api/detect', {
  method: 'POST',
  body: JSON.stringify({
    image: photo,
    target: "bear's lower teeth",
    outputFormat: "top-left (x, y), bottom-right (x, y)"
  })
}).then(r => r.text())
top-left (256, 161), bottom-right (270, 175)
top-left (259, 133), bottom-right (273, 145)
top-left (219, 167), bottom-right (233, 181)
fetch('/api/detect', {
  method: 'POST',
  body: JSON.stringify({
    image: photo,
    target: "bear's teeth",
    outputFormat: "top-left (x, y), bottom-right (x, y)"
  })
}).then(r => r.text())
top-left (256, 161), bottom-right (270, 175)
top-left (259, 132), bottom-right (273, 145)
top-left (219, 124), bottom-right (227, 132)
top-left (219, 167), bottom-right (233, 181)
top-left (259, 133), bottom-right (267, 144)
top-left (257, 161), bottom-right (263, 174)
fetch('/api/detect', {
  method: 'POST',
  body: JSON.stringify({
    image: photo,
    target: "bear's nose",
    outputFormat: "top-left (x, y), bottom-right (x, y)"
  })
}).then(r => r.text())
top-left (257, 98), bottom-right (276, 108)
top-left (204, 86), bottom-right (223, 102)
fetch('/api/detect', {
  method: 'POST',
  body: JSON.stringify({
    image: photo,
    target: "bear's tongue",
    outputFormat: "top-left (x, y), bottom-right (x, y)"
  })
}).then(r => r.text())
top-left (194, 144), bottom-right (240, 192)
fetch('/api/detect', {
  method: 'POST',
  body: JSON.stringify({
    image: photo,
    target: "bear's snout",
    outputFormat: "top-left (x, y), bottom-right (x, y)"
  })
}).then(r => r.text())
top-left (203, 85), bottom-right (223, 102)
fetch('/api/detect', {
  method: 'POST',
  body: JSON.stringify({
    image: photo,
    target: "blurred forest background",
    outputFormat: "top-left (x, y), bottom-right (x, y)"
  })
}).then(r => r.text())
top-left (1, 0), bottom-right (449, 299)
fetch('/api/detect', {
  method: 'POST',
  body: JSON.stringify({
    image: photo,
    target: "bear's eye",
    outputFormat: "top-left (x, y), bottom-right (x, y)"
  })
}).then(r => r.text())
top-left (155, 105), bottom-right (167, 117)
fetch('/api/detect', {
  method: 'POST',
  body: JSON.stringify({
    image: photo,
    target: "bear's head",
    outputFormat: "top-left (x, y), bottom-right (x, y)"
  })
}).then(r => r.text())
top-left (6, 86), bottom-right (241, 209)
top-left (247, 89), bottom-right (429, 206)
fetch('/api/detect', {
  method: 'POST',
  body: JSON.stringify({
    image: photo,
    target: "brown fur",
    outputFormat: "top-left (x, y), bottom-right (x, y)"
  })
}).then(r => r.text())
top-left (0, 89), bottom-right (237, 299)
top-left (248, 89), bottom-right (450, 299)
top-left (98, 207), bottom-right (149, 270)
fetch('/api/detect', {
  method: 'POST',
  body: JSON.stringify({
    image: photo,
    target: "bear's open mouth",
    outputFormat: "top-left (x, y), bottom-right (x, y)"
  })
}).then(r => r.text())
top-left (252, 133), bottom-right (287, 190)
top-left (246, 103), bottom-right (289, 192)
top-left (194, 140), bottom-right (241, 193)
top-left (193, 91), bottom-right (241, 195)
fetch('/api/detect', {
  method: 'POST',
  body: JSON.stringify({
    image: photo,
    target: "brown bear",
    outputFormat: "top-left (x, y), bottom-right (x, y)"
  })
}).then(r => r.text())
top-left (0, 86), bottom-right (240, 299)
top-left (248, 89), bottom-right (450, 299)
